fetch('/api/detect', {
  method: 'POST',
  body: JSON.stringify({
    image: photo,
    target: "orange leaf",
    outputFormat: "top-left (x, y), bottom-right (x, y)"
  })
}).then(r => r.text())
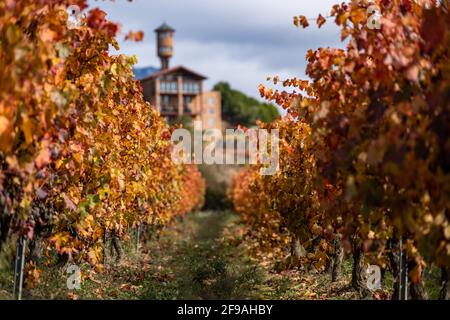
top-left (317, 14), bottom-right (326, 28)
top-left (35, 148), bottom-right (50, 169)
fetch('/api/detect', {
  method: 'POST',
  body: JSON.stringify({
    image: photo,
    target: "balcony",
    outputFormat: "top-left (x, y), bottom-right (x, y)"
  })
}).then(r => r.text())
top-left (160, 81), bottom-right (178, 94)
top-left (161, 105), bottom-right (178, 114)
top-left (182, 82), bottom-right (200, 94)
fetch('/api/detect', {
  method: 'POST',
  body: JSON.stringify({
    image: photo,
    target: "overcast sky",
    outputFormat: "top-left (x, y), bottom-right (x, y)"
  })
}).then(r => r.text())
top-left (90, 0), bottom-right (342, 100)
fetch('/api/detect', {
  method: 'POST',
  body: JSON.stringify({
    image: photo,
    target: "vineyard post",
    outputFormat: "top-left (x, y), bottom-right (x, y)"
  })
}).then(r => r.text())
top-left (136, 225), bottom-right (141, 252)
top-left (398, 238), bottom-right (408, 300)
top-left (13, 236), bottom-right (27, 300)
top-left (103, 228), bottom-right (107, 266)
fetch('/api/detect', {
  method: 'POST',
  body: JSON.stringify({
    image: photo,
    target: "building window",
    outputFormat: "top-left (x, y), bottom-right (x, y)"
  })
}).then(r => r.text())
top-left (209, 119), bottom-right (215, 127)
top-left (209, 107), bottom-right (215, 115)
top-left (183, 96), bottom-right (193, 112)
top-left (161, 95), bottom-right (176, 112)
top-left (193, 83), bottom-right (200, 93)
top-left (161, 81), bottom-right (177, 93)
top-left (208, 97), bottom-right (216, 105)
top-left (162, 95), bottom-right (170, 106)
top-left (182, 81), bottom-right (200, 94)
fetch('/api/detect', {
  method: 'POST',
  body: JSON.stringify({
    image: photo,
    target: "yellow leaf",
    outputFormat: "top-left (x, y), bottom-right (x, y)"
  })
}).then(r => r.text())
top-left (0, 115), bottom-right (13, 152)
top-left (444, 225), bottom-right (450, 240)
top-left (350, 8), bottom-right (366, 26)
top-left (22, 115), bottom-right (34, 145)
top-left (73, 152), bottom-right (83, 164)
top-left (35, 148), bottom-right (50, 168)
top-left (0, 115), bottom-right (10, 135)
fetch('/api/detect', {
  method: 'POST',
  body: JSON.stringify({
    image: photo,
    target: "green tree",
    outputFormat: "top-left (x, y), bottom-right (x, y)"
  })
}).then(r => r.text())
top-left (213, 82), bottom-right (279, 127)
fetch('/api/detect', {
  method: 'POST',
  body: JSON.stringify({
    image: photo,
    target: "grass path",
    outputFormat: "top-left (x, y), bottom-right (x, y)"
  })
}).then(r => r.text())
top-left (1, 210), bottom-right (363, 300)
top-left (139, 211), bottom-right (361, 300)
top-left (140, 211), bottom-right (267, 299)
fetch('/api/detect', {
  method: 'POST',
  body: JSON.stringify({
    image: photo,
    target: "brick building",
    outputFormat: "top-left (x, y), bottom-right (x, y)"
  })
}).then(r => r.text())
top-left (134, 23), bottom-right (222, 130)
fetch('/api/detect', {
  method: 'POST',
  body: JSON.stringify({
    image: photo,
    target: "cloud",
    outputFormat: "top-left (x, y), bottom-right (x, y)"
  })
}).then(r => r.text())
top-left (89, 0), bottom-right (343, 99)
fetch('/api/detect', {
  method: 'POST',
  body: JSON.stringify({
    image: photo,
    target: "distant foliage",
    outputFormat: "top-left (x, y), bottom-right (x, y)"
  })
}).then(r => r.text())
top-left (229, 167), bottom-right (288, 256)
top-left (175, 165), bottom-right (206, 216)
top-left (199, 164), bottom-right (239, 210)
top-left (213, 82), bottom-right (279, 127)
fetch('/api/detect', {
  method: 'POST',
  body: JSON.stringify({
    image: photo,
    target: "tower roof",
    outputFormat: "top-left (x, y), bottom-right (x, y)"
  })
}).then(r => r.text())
top-left (154, 22), bottom-right (175, 33)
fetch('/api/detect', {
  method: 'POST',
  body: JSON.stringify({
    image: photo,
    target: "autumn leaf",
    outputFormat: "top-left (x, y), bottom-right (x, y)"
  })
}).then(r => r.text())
top-left (405, 64), bottom-right (419, 83)
top-left (294, 15), bottom-right (310, 28)
top-left (317, 14), bottom-right (326, 28)
top-left (349, 7), bottom-right (366, 26)
top-left (0, 115), bottom-right (13, 152)
top-left (21, 115), bottom-right (34, 145)
top-left (0, 115), bottom-right (9, 135)
top-left (35, 148), bottom-right (51, 169)
top-left (125, 30), bottom-right (144, 42)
